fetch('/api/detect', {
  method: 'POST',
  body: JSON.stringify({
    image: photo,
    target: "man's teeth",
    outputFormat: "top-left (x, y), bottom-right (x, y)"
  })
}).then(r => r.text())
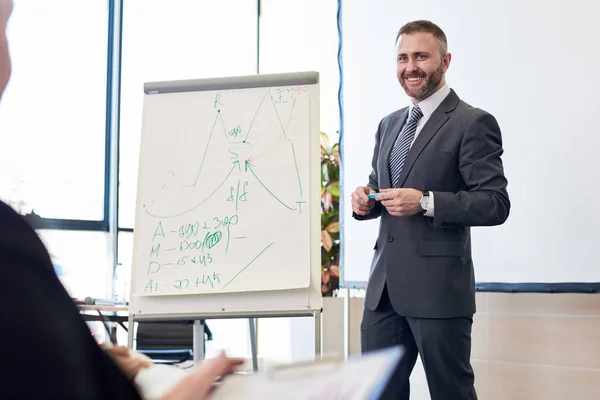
top-left (407, 77), bottom-right (423, 81)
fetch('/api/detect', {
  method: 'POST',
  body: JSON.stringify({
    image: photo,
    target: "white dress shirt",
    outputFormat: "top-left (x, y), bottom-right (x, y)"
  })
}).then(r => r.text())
top-left (405, 83), bottom-right (451, 217)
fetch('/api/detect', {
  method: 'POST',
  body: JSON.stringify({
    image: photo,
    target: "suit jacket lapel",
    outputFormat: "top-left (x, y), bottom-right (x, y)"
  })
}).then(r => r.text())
top-left (395, 90), bottom-right (459, 188)
top-left (380, 109), bottom-right (408, 189)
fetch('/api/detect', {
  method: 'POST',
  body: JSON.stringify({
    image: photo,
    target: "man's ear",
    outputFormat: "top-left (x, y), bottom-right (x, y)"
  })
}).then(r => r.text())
top-left (443, 52), bottom-right (452, 72)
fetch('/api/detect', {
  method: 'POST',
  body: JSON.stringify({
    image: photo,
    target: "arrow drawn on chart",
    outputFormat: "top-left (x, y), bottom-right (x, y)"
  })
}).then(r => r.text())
top-left (144, 160), bottom-right (241, 219)
top-left (221, 241), bottom-right (276, 289)
top-left (245, 161), bottom-right (297, 211)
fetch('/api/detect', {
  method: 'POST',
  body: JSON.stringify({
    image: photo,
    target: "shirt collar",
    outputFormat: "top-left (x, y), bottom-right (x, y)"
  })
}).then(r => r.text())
top-left (409, 83), bottom-right (451, 118)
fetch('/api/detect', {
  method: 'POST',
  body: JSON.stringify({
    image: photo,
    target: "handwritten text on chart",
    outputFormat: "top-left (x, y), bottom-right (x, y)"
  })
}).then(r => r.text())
top-left (144, 273), bottom-right (222, 293)
top-left (140, 86), bottom-right (309, 293)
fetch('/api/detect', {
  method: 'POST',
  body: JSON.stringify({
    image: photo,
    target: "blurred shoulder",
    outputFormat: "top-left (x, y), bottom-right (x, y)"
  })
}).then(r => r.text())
top-left (0, 201), bottom-right (52, 268)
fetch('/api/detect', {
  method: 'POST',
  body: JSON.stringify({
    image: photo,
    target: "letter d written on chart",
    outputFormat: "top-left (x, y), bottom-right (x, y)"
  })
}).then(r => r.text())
top-left (148, 261), bottom-right (161, 275)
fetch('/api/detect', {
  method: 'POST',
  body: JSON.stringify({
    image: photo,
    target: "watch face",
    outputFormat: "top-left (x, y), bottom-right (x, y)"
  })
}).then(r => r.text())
top-left (420, 196), bottom-right (429, 210)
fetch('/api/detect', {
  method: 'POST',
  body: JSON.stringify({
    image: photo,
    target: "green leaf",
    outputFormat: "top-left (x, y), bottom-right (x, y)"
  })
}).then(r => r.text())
top-left (325, 221), bottom-right (340, 233)
top-left (323, 210), bottom-right (338, 223)
top-left (319, 132), bottom-right (340, 297)
top-left (331, 143), bottom-right (340, 164)
top-left (321, 270), bottom-right (331, 284)
top-left (320, 132), bottom-right (330, 149)
top-left (321, 230), bottom-right (333, 252)
top-left (321, 192), bottom-right (332, 212)
top-left (328, 164), bottom-right (339, 182)
top-left (327, 183), bottom-right (340, 197)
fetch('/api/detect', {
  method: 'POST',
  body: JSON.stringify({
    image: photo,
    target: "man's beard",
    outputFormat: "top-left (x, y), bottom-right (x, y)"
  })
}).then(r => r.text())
top-left (399, 62), bottom-right (444, 101)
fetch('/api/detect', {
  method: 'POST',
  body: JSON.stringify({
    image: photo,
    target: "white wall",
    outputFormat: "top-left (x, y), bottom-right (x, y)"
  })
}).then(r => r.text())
top-left (259, 0), bottom-right (339, 138)
top-left (341, 0), bottom-right (600, 285)
top-left (257, 0), bottom-right (340, 363)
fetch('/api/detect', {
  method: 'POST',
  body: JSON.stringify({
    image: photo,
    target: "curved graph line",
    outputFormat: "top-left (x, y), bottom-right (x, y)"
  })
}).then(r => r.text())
top-left (269, 92), bottom-right (288, 139)
top-left (268, 93), bottom-right (304, 197)
top-left (191, 111), bottom-right (220, 186)
top-left (252, 132), bottom-right (286, 160)
top-left (252, 97), bottom-right (298, 161)
top-left (284, 97), bottom-right (297, 132)
top-left (221, 242), bottom-right (276, 289)
top-left (219, 112), bottom-right (243, 144)
top-left (219, 111), bottom-right (229, 142)
top-left (244, 89), bottom-right (271, 143)
top-left (246, 163), bottom-right (296, 211)
top-left (144, 161), bottom-right (240, 219)
top-left (289, 142), bottom-right (303, 197)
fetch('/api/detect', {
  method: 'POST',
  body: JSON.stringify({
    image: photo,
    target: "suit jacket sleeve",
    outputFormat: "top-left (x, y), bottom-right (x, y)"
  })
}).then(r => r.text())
top-left (353, 119), bottom-right (384, 221)
top-left (433, 112), bottom-right (510, 228)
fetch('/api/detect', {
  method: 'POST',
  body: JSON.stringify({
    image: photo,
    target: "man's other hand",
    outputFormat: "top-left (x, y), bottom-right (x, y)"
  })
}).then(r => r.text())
top-left (351, 186), bottom-right (375, 216)
top-left (379, 188), bottom-right (422, 216)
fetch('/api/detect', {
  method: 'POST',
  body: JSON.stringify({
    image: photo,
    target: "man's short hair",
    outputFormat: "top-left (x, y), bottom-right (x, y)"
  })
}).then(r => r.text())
top-left (396, 20), bottom-right (448, 56)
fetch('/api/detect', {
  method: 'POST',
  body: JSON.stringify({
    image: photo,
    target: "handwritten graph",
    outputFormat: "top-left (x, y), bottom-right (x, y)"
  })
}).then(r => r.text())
top-left (134, 84), bottom-right (312, 295)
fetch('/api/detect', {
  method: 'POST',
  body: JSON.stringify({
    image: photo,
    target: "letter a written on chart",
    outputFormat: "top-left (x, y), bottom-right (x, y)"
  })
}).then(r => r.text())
top-left (152, 222), bottom-right (165, 243)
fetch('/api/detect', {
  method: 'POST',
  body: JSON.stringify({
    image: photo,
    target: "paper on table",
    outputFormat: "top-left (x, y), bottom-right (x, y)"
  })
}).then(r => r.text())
top-left (208, 346), bottom-right (403, 400)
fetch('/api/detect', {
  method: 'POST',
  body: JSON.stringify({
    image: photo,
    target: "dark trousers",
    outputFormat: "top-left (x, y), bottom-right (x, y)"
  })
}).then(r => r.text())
top-left (361, 286), bottom-right (477, 400)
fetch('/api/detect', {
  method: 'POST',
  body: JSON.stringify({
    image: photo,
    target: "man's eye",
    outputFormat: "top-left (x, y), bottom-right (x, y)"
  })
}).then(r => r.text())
top-left (417, 54), bottom-right (427, 60)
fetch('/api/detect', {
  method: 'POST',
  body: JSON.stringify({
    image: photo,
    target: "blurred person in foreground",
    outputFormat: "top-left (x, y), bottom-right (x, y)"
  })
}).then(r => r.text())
top-left (0, 1), bottom-right (241, 398)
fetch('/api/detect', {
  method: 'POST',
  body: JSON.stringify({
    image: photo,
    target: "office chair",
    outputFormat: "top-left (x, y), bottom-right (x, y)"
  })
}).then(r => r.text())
top-left (135, 320), bottom-right (212, 364)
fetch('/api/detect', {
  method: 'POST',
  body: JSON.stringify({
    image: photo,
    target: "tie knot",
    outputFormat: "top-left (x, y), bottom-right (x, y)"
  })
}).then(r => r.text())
top-left (409, 105), bottom-right (423, 122)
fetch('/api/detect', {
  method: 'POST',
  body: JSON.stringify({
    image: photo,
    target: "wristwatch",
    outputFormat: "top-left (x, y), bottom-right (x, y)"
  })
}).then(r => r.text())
top-left (419, 191), bottom-right (430, 212)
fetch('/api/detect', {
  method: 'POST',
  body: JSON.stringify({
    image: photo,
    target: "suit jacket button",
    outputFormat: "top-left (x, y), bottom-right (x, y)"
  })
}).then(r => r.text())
top-left (387, 236), bottom-right (394, 242)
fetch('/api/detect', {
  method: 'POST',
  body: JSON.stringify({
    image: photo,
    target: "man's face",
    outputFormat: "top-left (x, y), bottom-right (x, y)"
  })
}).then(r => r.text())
top-left (0, 0), bottom-right (13, 99)
top-left (396, 32), bottom-right (450, 102)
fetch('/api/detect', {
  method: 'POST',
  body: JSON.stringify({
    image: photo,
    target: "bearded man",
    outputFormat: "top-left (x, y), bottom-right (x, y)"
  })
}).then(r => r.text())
top-left (351, 20), bottom-right (510, 400)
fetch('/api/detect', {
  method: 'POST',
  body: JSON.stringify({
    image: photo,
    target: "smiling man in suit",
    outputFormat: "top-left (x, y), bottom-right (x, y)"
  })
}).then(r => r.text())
top-left (351, 20), bottom-right (510, 400)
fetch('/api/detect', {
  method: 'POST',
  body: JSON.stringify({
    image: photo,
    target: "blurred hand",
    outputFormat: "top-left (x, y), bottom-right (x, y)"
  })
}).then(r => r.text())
top-left (0, 0), bottom-right (12, 99)
top-left (351, 186), bottom-right (375, 216)
top-left (0, 0), bottom-right (12, 25)
top-left (161, 352), bottom-right (244, 400)
top-left (104, 345), bottom-right (153, 381)
top-left (379, 188), bottom-right (422, 216)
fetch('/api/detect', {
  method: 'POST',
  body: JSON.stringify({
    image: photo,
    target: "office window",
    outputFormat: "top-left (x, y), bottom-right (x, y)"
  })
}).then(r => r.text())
top-left (0, 1), bottom-right (109, 220)
top-left (118, 0), bottom-right (258, 229)
top-left (39, 230), bottom-right (112, 299)
top-left (117, 230), bottom-right (134, 302)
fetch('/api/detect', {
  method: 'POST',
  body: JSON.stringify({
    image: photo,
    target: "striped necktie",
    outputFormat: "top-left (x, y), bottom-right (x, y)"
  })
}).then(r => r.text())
top-left (389, 105), bottom-right (423, 187)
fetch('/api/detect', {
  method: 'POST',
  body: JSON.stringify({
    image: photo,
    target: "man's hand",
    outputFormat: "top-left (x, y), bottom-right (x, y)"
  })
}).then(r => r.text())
top-left (351, 186), bottom-right (375, 216)
top-left (379, 188), bottom-right (423, 217)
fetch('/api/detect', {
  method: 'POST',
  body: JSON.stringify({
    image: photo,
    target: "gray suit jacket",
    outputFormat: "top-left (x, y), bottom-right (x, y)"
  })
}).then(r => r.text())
top-left (354, 90), bottom-right (510, 318)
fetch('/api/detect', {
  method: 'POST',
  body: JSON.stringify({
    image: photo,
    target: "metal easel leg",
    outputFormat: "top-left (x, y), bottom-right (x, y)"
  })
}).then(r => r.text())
top-left (127, 315), bottom-right (134, 349)
top-left (249, 318), bottom-right (259, 371)
top-left (315, 309), bottom-right (322, 359)
top-left (193, 320), bottom-right (205, 364)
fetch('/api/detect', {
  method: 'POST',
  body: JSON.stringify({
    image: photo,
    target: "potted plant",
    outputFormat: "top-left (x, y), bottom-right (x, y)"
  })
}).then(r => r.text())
top-left (320, 132), bottom-right (340, 297)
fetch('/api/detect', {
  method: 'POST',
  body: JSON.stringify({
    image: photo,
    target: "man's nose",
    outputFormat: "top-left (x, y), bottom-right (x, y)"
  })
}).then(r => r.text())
top-left (406, 58), bottom-right (418, 73)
